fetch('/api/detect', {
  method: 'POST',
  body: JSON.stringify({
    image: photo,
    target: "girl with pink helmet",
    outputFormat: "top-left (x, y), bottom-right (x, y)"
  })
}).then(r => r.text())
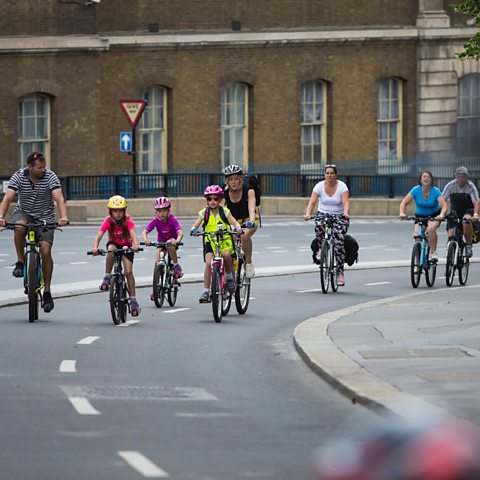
top-left (142, 197), bottom-right (184, 300)
top-left (190, 185), bottom-right (243, 303)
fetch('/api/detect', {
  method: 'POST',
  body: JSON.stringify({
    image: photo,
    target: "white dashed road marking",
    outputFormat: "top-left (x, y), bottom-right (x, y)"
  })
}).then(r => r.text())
top-left (163, 308), bottom-right (191, 314)
top-left (364, 281), bottom-right (391, 286)
top-left (59, 360), bottom-right (77, 373)
top-left (69, 261), bottom-right (88, 265)
top-left (118, 320), bottom-right (140, 327)
top-left (118, 451), bottom-right (169, 478)
top-left (296, 288), bottom-right (322, 293)
top-left (77, 336), bottom-right (99, 345)
top-left (68, 397), bottom-right (100, 415)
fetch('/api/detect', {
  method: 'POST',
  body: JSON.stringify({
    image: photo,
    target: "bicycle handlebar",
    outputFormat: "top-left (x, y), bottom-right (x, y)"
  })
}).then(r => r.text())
top-left (87, 247), bottom-right (143, 256)
top-left (401, 216), bottom-right (444, 223)
top-left (4, 221), bottom-right (63, 230)
top-left (140, 241), bottom-right (184, 248)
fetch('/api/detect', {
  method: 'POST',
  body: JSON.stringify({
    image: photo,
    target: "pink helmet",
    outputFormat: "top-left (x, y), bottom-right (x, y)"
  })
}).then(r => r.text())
top-left (154, 196), bottom-right (171, 209)
top-left (204, 185), bottom-right (224, 197)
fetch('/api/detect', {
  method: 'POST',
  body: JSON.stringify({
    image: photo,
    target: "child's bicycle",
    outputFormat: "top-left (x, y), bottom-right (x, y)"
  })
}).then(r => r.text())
top-left (140, 241), bottom-right (183, 308)
top-left (192, 227), bottom-right (241, 323)
top-left (402, 216), bottom-right (441, 288)
top-left (87, 247), bottom-right (143, 325)
top-left (445, 213), bottom-right (471, 287)
top-left (4, 221), bottom-right (62, 323)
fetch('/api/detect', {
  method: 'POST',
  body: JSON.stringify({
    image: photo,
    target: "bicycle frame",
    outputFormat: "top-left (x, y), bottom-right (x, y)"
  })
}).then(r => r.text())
top-left (445, 214), bottom-right (470, 286)
top-left (4, 221), bottom-right (59, 322)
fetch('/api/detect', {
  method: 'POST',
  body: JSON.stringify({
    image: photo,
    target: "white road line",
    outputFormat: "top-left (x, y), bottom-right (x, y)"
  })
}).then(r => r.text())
top-left (265, 246), bottom-right (284, 250)
top-left (118, 451), bottom-right (169, 478)
top-left (77, 336), bottom-right (99, 345)
top-left (364, 281), bottom-right (391, 286)
top-left (58, 251), bottom-right (77, 255)
top-left (188, 254), bottom-right (202, 257)
top-left (271, 250), bottom-right (288, 253)
top-left (118, 320), bottom-right (140, 327)
top-left (163, 308), bottom-right (191, 314)
top-left (68, 397), bottom-right (100, 415)
top-left (69, 261), bottom-right (88, 265)
top-left (59, 360), bottom-right (77, 373)
top-left (296, 288), bottom-right (322, 293)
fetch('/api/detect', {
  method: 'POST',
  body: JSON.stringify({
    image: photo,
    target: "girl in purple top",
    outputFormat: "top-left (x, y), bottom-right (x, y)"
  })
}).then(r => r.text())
top-left (142, 197), bottom-right (184, 289)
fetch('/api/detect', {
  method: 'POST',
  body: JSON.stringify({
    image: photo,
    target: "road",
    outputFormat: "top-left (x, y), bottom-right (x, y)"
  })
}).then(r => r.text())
top-left (0, 217), bottom-right (475, 479)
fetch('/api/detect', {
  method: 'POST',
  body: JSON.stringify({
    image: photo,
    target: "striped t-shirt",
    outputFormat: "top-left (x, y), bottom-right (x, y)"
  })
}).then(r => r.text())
top-left (8, 168), bottom-right (62, 223)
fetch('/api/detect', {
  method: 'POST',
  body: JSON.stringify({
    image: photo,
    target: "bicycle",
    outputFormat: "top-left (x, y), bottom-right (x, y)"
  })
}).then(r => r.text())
top-left (87, 247), bottom-right (143, 325)
top-left (192, 228), bottom-right (240, 323)
top-left (403, 216), bottom-right (440, 288)
top-left (311, 214), bottom-right (343, 294)
top-left (232, 226), bottom-right (251, 314)
top-left (445, 213), bottom-right (471, 287)
top-left (4, 221), bottom-right (61, 323)
top-left (141, 241), bottom-right (183, 308)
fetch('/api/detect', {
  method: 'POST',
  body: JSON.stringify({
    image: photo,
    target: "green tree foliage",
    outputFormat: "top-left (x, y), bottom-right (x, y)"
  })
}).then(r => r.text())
top-left (451, 0), bottom-right (480, 59)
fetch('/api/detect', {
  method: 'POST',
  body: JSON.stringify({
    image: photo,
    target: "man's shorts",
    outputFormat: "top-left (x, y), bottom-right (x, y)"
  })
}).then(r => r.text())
top-left (446, 208), bottom-right (473, 230)
top-left (10, 210), bottom-right (55, 244)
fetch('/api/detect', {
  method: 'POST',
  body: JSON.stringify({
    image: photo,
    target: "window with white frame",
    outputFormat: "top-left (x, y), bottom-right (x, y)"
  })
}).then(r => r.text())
top-left (17, 93), bottom-right (50, 167)
top-left (378, 78), bottom-right (402, 162)
top-left (301, 80), bottom-right (326, 166)
top-left (221, 82), bottom-right (248, 169)
top-left (457, 74), bottom-right (480, 156)
top-left (139, 86), bottom-right (167, 173)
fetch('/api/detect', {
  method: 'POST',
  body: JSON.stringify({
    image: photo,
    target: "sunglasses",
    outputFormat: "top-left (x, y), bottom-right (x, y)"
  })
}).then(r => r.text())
top-left (206, 196), bottom-right (221, 201)
top-left (325, 164), bottom-right (337, 169)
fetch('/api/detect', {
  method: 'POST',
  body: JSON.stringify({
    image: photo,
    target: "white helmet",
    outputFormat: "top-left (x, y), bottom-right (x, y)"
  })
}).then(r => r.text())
top-left (223, 165), bottom-right (243, 176)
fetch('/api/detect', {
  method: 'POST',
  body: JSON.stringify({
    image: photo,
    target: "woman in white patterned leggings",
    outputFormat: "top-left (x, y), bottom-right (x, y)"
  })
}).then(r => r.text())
top-left (304, 164), bottom-right (350, 286)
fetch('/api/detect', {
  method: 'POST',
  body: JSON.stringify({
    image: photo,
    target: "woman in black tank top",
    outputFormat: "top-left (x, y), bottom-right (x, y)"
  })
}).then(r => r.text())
top-left (223, 166), bottom-right (258, 278)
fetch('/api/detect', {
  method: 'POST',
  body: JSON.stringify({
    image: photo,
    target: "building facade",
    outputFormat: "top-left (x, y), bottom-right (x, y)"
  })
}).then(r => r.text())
top-left (0, 0), bottom-right (478, 177)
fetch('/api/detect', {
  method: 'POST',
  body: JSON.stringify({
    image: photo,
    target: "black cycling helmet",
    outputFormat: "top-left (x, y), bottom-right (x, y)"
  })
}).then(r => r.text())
top-left (224, 164), bottom-right (243, 177)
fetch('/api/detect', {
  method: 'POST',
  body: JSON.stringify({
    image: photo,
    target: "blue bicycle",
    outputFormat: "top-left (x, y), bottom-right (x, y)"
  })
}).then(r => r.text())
top-left (404, 216), bottom-right (439, 288)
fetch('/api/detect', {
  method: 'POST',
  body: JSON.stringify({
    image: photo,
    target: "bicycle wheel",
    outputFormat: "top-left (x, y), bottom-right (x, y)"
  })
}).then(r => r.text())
top-left (221, 285), bottom-right (232, 316)
top-left (152, 263), bottom-right (165, 308)
top-left (330, 244), bottom-right (339, 293)
top-left (445, 241), bottom-right (456, 287)
top-left (109, 276), bottom-right (122, 325)
top-left (410, 242), bottom-right (422, 288)
top-left (235, 257), bottom-right (251, 314)
top-left (27, 251), bottom-right (39, 323)
top-left (425, 261), bottom-right (437, 287)
top-left (458, 246), bottom-right (470, 285)
top-left (167, 268), bottom-right (178, 306)
top-left (319, 241), bottom-right (330, 294)
top-left (211, 264), bottom-right (223, 323)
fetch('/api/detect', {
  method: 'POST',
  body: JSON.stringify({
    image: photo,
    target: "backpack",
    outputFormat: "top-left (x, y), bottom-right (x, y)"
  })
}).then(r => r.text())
top-left (344, 234), bottom-right (359, 266)
top-left (310, 238), bottom-right (321, 264)
top-left (244, 174), bottom-right (261, 206)
top-left (202, 206), bottom-right (229, 229)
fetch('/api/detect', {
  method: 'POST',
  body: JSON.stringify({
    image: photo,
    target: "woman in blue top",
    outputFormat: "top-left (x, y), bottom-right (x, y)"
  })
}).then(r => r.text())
top-left (399, 170), bottom-right (447, 262)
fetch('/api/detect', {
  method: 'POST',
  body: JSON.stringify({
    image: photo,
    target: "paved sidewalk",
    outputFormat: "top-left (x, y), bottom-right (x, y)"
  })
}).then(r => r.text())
top-left (294, 284), bottom-right (480, 422)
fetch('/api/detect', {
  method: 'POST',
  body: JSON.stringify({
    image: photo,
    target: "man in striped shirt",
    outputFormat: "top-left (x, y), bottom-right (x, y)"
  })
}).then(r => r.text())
top-left (0, 152), bottom-right (69, 312)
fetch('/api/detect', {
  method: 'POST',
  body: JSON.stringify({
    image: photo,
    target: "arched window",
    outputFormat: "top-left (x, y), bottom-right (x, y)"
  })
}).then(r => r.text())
top-left (17, 93), bottom-right (50, 167)
top-left (378, 78), bottom-right (403, 162)
top-left (457, 74), bottom-right (480, 156)
top-left (301, 80), bottom-right (326, 166)
top-left (139, 86), bottom-right (167, 173)
top-left (221, 82), bottom-right (248, 169)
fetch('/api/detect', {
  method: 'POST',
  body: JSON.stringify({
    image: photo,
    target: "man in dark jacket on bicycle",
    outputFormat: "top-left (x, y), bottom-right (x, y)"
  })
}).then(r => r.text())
top-left (0, 151), bottom-right (69, 312)
top-left (442, 166), bottom-right (479, 258)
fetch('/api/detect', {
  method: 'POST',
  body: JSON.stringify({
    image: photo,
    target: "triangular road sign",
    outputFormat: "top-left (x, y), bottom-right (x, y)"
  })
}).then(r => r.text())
top-left (119, 100), bottom-right (146, 127)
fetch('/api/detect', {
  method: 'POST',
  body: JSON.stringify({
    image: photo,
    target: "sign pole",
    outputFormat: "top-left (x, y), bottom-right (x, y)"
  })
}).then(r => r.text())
top-left (131, 125), bottom-right (137, 197)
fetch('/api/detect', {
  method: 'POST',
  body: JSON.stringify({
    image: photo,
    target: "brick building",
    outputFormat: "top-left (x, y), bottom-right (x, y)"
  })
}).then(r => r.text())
top-left (0, 0), bottom-right (478, 177)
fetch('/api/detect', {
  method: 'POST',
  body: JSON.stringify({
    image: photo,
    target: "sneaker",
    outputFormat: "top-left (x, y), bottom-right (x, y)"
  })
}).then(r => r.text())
top-left (43, 291), bottom-right (54, 312)
top-left (199, 291), bottom-right (210, 303)
top-left (130, 299), bottom-right (141, 317)
top-left (336, 272), bottom-right (345, 286)
top-left (226, 276), bottom-right (236, 294)
top-left (246, 263), bottom-right (255, 278)
top-left (12, 261), bottom-right (23, 278)
top-left (465, 245), bottom-right (473, 258)
top-left (174, 264), bottom-right (183, 279)
top-left (429, 251), bottom-right (438, 262)
top-left (99, 275), bottom-right (110, 291)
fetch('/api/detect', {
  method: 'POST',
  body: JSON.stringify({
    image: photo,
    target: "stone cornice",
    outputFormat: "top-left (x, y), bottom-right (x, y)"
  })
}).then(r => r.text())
top-left (0, 27), bottom-right (477, 53)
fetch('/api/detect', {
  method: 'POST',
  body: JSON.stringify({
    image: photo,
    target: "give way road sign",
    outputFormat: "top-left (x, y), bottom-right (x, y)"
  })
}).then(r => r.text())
top-left (119, 100), bottom-right (146, 127)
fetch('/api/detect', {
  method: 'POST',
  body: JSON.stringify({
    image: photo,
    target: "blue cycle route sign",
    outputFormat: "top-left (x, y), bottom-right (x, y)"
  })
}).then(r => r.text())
top-left (120, 132), bottom-right (132, 152)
